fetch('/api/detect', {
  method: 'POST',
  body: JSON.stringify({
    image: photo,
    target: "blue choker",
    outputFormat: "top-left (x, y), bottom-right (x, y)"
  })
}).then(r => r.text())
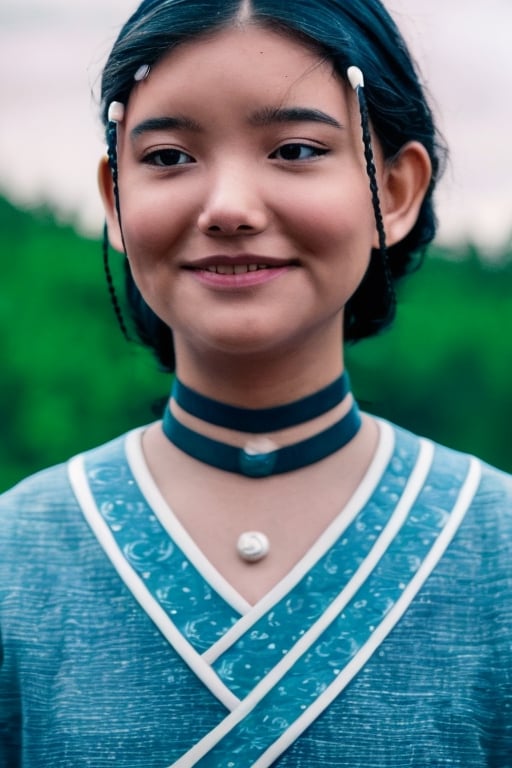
top-left (162, 373), bottom-right (362, 478)
top-left (171, 372), bottom-right (349, 432)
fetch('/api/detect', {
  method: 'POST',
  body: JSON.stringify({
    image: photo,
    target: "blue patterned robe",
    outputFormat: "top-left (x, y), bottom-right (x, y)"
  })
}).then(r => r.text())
top-left (1, 421), bottom-right (511, 767)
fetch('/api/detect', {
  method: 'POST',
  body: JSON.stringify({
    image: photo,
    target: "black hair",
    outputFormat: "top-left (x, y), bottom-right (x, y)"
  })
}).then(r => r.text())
top-left (100, 0), bottom-right (446, 372)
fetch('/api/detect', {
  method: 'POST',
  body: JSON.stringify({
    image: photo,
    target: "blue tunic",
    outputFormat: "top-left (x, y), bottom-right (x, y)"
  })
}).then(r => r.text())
top-left (1, 421), bottom-right (511, 767)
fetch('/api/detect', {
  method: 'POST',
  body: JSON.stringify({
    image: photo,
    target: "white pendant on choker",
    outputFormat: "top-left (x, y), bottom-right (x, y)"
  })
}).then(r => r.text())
top-left (237, 531), bottom-right (270, 563)
top-left (240, 437), bottom-right (278, 478)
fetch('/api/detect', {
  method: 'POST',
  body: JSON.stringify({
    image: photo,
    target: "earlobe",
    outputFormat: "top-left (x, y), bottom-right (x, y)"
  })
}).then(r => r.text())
top-left (378, 141), bottom-right (432, 248)
top-left (97, 156), bottom-right (125, 254)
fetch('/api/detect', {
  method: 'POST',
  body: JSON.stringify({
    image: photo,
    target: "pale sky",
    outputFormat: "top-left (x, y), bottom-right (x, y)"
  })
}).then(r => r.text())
top-left (0, 0), bottom-right (511, 251)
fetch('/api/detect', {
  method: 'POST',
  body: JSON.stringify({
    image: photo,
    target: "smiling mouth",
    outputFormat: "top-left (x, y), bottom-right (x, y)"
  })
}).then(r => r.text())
top-left (202, 264), bottom-right (271, 275)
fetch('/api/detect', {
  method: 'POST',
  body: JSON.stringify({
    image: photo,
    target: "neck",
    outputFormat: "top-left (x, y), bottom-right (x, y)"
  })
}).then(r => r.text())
top-left (173, 337), bottom-right (345, 410)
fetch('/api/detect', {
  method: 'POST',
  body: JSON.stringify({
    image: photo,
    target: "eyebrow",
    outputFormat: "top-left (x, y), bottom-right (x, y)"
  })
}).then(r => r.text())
top-left (130, 106), bottom-right (343, 142)
top-left (249, 106), bottom-right (343, 129)
top-left (130, 115), bottom-right (203, 141)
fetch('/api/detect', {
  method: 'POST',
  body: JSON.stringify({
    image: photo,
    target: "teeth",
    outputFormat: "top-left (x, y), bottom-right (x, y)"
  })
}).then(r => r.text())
top-left (203, 264), bottom-right (269, 274)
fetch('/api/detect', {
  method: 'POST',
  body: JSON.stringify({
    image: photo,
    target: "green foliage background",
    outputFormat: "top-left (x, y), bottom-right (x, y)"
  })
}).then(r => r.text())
top-left (1, 194), bottom-right (511, 492)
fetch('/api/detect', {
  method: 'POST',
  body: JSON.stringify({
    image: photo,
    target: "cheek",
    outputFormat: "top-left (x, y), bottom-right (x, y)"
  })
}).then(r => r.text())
top-left (118, 181), bottom-right (191, 265)
top-left (117, 201), bottom-right (178, 315)
top-left (281, 181), bottom-right (375, 255)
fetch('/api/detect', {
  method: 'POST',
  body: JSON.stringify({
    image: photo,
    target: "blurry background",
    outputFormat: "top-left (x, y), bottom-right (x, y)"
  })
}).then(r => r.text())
top-left (0, 0), bottom-right (511, 491)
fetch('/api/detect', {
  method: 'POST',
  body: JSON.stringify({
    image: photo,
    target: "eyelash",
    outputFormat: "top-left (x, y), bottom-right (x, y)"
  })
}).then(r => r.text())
top-left (270, 143), bottom-right (329, 161)
top-left (143, 148), bottom-right (194, 167)
top-left (142, 142), bottom-right (329, 168)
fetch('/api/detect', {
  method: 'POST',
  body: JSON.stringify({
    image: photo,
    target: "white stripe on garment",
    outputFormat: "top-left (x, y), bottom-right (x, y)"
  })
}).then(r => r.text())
top-left (168, 438), bottom-right (436, 767)
top-left (68, 453), bottom-right (241, 713)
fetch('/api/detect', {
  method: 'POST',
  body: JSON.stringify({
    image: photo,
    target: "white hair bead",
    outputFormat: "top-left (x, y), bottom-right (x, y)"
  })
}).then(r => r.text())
top-left (347, 66), bottom-right (365, 91)
top-left (108, 101), bottom-right (125, 123)
top-left (134, 64), bottom-right (151, 82)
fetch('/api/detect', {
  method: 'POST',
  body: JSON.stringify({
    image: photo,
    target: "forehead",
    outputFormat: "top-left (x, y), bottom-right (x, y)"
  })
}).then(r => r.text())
top-left (125, 25), bottom-right (351, 122)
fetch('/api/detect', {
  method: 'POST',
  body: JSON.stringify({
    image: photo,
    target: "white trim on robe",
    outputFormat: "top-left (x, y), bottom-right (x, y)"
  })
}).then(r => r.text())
top-left (68, 419), bottom-right (481, 768)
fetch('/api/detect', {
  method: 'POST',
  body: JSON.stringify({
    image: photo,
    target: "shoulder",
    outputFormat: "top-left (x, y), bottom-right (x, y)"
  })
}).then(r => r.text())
top-left (0, 431), bottom-right (135, 562)
top-left (387, 418), bottom-right (512, 502)
top-left (0, 429), bottom-right (141, 498)
top-left (473, 457), bottom-right (512, 526)
top-left (458, 457), bottom-right (512, 572)
top-left (387, 418), bottom-right (512, 566)
top-left (0, 461), bottom-right (74, 538)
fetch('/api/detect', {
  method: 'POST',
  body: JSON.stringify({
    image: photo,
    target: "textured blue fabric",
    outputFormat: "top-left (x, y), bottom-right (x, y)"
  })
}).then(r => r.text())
top-left (1, 424), bottom-right (512, 767)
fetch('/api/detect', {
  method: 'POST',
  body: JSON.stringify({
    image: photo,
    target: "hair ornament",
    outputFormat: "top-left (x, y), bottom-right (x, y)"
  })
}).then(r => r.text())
top-left (134, 64), bottom-right (151, 82)
top-left (108, 101), bottom-right (125, 123)
top-left (347, 66), bottom-right (365, 91)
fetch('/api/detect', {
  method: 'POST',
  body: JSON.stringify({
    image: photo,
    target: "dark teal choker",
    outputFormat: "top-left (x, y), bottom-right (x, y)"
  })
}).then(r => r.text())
top-left (171, 372), bottom-right (349, 433)
top-left (162, 373), bottom-right (362, 478)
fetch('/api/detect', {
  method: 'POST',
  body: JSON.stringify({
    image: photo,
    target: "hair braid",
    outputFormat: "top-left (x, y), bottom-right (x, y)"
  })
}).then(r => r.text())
top-left (106, 123), bottom-right (124, 232)
top-left (102, 223), bottom-right (130, 340)
top-left (356, 87), bottom-right (396, 319)
top-left (103, 122), bottom-right (131, 341)
top-left (357, 91), bottom-right (385, 253)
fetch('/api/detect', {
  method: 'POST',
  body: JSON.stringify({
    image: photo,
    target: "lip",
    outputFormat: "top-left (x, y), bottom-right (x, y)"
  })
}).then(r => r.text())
top-left (184, 254), bottom-right (296, 288)
top-left (185, 254), bottom-right (295, 269)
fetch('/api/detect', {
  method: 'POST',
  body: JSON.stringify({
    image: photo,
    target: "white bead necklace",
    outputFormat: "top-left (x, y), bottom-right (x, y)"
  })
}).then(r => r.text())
top-left (236, 531), bottom-right (270, 563)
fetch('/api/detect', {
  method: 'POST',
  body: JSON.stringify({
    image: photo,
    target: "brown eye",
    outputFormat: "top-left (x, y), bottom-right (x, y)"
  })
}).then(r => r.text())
top-left (271, 143), bottom-right (328, 161)
top-left (144, 148), bottom-right (195, 166)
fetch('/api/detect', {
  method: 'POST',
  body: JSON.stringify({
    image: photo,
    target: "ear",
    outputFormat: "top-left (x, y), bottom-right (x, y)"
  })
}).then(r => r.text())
top-left (97, 156), bottom-right (125, 253)
top-left (377, 141), bottom-right (432, 248)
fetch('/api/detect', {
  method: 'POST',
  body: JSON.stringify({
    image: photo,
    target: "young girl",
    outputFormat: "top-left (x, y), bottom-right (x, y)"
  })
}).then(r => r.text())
top-left (1, 0), bottom-right (511, 765)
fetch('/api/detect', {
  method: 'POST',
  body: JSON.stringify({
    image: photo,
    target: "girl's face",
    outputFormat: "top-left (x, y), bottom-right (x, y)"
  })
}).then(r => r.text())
top-left (103, 25), bottom-right (389, 369)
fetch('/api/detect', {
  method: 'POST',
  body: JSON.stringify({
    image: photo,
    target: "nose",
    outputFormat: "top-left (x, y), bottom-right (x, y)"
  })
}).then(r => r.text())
top-left (197, 163), bottom-right (268, 236)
